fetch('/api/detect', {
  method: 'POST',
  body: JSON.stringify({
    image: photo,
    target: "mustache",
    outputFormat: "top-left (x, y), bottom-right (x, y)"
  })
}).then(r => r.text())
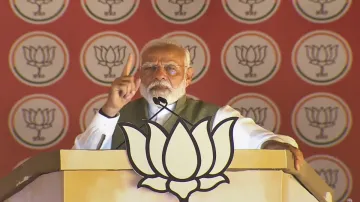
top-left (148, 80), bottom-right (172, 90)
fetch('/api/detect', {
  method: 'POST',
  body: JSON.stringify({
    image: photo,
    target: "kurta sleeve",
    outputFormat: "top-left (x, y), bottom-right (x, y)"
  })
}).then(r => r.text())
top-left (212, 105), bottom-right (298, 149)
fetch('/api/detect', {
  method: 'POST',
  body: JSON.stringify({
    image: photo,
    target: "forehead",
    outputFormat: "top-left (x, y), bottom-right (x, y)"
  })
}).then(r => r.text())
top-left (141, 45), bottom-right (185, 65)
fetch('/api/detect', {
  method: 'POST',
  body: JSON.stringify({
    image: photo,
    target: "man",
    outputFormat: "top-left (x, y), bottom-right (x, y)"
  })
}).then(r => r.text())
top-left (73, 38), bottom-right (304, 170)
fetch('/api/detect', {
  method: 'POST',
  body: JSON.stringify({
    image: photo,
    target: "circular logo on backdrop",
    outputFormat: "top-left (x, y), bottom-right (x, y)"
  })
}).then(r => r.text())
top-left (80, 31), bottom-right (139, 86)
top-left (227, 93), bottom-right (281, 133)
top-left (292, 30), bottom-right (352, 86)
top-left (222, 0), bottom-right (280, 24)
top-left (10, 0), bottom-right (69, 24)
top-left (9, 31), bottom-right (69, 87)
top-left (81, 0), bottom-right (139, 24)
top-left (80, 94), bottom-right (108, 132)
top-left (8, 94), bottom-right (69, 149)
top-left (293, 0), bottom-right (352, 23)
top-left (151, 0), bottom-right (210, 24)
top-left (161, 31), bottom-right (210, 84)
top-left (306, 155), bottom-right (352, 202)
top-left (291, 92), bottom-right (352, 148)
top-left (221, 31), bottom-right (281, 86)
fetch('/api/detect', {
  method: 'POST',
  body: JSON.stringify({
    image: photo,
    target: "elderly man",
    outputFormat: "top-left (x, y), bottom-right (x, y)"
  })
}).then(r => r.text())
top-left (73, 38), bottom-right (304, 170)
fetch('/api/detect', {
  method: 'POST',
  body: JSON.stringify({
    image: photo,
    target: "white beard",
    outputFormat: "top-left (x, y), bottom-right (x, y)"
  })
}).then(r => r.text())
top-left (140, 78), bottom-right (186, 106)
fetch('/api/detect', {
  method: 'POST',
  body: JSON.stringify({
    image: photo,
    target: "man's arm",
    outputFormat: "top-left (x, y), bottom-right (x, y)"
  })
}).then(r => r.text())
top-left (72, 54), bottom-right (141, 150)
top-left (213, 105), bottom-right (298, 149)
top-left (72, 109), bottom-right (119, 149)
top-left (213, 105), bottom-right (304, 170)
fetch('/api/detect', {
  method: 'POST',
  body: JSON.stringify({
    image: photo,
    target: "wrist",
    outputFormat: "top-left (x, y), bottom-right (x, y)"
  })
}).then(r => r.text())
top-left (261, 140), bottom-right (286, 149)
top-left (101, 104), bottom-right (120, 117)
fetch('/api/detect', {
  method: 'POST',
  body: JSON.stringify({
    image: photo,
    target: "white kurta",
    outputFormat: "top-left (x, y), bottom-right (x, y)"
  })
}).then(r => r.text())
top-left (72, 103), bottom-right (298, 150)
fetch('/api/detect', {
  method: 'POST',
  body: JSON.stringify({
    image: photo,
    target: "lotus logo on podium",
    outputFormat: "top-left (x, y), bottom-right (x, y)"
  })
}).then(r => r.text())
top-left (119, 117), bottom-right (237, 202)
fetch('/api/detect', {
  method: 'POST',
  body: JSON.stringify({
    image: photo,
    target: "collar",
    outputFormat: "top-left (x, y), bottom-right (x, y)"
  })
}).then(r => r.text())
top-left (148, 102), bottom-right (176, 115)
top-left (147, 94), bottom-right (187, 116)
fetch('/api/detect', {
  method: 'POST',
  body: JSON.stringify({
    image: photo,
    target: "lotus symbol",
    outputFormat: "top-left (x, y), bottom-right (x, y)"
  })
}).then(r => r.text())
top-left (119, 117), bottom-right (237, 202)
top-left (316, 168), bottom-right (338, 189)
top-left (305, 106), bottom-right (338, 139)
top-left (27, 0), bottom-right (53, 16)
top-left (184, 45), bottom-right (196, 65)
top-left (22, 108), bottom-right (55, 141)
top-left (235, 45), bottom-right (267, 78)
top-left (239, 0), bottom-right (265, 16)
top-left (309, 0), bottom-right (336, 15)
top-left (236, 107), bottom-right (267, 126)
top-left (98, 0), bottom-right (124, 16)
top-left (169, 0), bottom-right (194, 16)
top-left (305, 44), bottom-right (338, 77)
top-left (94, 45), bottom-right (126, 78)
top-left (23, 45), bottom-right (56, 78)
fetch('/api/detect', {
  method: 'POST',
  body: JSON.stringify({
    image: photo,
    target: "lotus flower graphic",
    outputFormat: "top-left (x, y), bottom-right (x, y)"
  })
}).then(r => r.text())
top-left (98, 0), bottom-right (123, 16)
top-left (305, 106), bottom-right (338, 139)
top-left (23, 45), bottom-right (56, 78)
top-left (239, 0), bottom-right (265, 16)
top-left (27, 0), bottom-right (53, 16)
top-left (305, 44), bottom-right (338, 77)
top-left (309, 0), bottom-right (336, 15)
top-left (22, 108), bottom-right (55, 141)
top-left (235, 45), bottom-right (267, 78)
top-left (94, 45), bottom-right (126, 78)
top-left (236, 107), bottom-right (267, 126)
top-left (316, 168), bottom-right (338, 189)
top-left (184, 45), bottom-right (196, 65)
top-left (119, 117), bottom-right (237, 202)
top-left (169, 0), bottom-right (194, 16)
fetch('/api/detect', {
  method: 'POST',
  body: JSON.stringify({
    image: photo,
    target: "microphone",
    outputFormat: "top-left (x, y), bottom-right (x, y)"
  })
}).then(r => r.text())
top-left (153, 96), bottom-right (193, 127)
top-left (114, 97), bottom-right (168, 149)
top-left (96, 134), bottom-right (106, 150)
top-left (137, 97), bottom-right (169, 129)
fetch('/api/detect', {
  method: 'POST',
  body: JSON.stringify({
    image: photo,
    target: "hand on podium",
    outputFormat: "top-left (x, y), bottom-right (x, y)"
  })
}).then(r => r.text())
top-left (261, 140), bottom-right (304, 171)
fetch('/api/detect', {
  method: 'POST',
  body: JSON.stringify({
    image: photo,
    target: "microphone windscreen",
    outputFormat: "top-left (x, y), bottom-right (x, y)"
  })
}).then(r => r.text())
top-left (158, 97), bottom-right (167, 104)
top-left (153, 97), bottom-right (160, 105)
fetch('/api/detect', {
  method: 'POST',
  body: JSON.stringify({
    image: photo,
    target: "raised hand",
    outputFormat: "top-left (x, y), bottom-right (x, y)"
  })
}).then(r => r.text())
top-left (102, 54), bottom-right (141, 117)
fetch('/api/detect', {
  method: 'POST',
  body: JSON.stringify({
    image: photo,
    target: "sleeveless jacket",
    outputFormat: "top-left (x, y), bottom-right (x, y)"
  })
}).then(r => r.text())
top-left (111, 95), bottom-right (219, 149)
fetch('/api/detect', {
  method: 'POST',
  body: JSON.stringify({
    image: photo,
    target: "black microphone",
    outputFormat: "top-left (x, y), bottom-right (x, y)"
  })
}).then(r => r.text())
top-left (114, 97), bottom-right (168, 149)
top-left (96, 134), bottom-right (106, 150)
top-left (154, 96), bottom-right (193, 127)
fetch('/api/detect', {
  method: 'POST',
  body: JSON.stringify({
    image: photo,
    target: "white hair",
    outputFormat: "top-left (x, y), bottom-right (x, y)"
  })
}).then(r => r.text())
top-left (139, 38), bottom-right (190, 105)
top-left (140, 38), bottom-right (191, 68)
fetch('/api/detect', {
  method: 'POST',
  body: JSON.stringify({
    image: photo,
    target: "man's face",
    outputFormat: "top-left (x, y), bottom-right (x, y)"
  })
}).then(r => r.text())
top-left (139, 45), bottom-right (193, 104)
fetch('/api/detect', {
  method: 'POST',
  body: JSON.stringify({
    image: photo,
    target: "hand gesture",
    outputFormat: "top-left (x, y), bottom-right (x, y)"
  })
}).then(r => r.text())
top-left (102, 54), bottom-right (141, 117)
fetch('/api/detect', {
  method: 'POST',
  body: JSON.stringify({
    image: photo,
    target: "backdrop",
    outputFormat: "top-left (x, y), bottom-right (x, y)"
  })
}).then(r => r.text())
top-left (0, 0), bottom-right (357, 201)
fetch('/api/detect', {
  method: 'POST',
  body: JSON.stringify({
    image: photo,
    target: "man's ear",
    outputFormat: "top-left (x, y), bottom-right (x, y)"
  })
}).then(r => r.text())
top-left (185, 67), bottom-right (194, 87)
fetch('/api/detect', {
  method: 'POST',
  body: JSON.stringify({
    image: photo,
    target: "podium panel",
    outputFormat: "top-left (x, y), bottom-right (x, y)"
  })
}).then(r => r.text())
top-left (5, 170), bottom-right (319, 202)
top-left (0, 150), bottom-right (333, 202)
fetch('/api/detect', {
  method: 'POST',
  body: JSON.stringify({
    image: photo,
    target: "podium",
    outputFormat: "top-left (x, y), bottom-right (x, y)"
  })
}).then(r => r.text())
top-left (0, 150), bottom-right (332, 202)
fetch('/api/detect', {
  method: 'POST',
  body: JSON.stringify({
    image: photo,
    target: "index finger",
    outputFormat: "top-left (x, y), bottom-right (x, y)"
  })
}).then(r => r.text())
top-left (121, 53), bottom-right (133, 76)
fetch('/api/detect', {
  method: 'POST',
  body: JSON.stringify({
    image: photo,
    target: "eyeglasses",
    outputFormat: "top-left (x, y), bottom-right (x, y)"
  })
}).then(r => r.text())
top-left (141, 63), bottom-right (182, 76)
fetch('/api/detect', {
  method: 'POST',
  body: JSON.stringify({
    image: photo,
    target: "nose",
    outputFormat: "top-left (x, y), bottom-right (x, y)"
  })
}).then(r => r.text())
top-left (154, 66), bottom-right (167, 80)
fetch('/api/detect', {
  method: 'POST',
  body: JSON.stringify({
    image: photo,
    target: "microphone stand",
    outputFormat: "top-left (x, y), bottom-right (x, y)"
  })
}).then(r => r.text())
top-left (96, 134), bottom-right (106, 150)
top-left (114, 97), bottom-right (168, 149)
top-left (155, 97), bottom-right (193, 127)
